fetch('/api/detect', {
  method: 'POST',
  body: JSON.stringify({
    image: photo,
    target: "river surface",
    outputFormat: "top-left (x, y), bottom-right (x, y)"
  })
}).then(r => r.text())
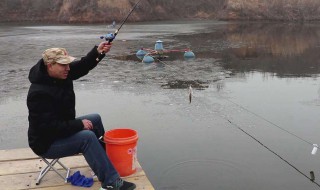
top-left (1, 21), bottom-right (320, 190)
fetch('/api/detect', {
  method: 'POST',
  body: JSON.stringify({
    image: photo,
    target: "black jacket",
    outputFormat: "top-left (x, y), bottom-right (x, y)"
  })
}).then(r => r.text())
top-left (27, 46), bottom-right (105, 155)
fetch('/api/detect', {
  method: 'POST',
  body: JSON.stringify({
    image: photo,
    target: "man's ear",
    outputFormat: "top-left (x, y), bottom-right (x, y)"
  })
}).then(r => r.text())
top-left (46, 63), bottom-right (54, 74)
top-left (46, 63), bottom-right (52, 69)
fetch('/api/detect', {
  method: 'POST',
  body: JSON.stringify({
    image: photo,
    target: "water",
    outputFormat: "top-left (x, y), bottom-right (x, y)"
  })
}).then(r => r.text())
top-left (1, 21), bottom-right (320, 189)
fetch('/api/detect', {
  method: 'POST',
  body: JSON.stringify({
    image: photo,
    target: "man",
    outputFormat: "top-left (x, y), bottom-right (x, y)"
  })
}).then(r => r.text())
top-left (27, 41), bottom-right (136, 190)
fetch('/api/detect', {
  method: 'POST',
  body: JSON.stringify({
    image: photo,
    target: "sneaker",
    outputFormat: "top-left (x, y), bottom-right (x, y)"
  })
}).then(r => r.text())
top-left (100, 178), bottom-right (136, 190)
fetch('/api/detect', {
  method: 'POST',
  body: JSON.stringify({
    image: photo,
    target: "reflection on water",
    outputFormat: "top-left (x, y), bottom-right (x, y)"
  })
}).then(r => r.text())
top-left (221, 23), bottom-right (320, 77)
top-left (1, 21), bottom-right (320, 190)
top-left (175, 22), bottom-right (320, 79)
top-left (225, 23), bottom-right (319, 57)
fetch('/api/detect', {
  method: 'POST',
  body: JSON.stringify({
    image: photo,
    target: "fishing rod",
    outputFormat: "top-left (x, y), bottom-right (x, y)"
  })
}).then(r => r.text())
top-left (209, 93), bottom-right (320, 186)
top-left (100, 0), bottom-right (143, 44)
top-left (224, 97), bottom-right (315, 147)
top-left (188, 89), bottom-right (319, 185)
top-left (225, 118), bottom-right (320, 188)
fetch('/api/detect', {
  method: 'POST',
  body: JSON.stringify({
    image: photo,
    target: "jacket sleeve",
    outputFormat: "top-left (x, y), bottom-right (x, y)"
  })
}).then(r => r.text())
top-left (68, 46), bottom-right (105, 80)
top-left (27, 91), bottom-right (84, 140)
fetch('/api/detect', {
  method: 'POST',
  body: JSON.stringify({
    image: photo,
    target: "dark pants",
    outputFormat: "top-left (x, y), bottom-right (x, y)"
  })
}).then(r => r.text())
top-left (41, 113), bottom-right (120, 187)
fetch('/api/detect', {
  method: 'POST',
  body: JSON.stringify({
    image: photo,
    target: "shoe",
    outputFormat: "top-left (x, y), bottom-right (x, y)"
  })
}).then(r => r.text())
top-left (100, 178), bottom-right (136, 190)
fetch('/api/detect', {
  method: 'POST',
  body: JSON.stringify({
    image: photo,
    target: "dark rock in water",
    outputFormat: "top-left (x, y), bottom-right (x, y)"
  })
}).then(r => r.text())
top-left (161, 80), bottom-right (208, 90)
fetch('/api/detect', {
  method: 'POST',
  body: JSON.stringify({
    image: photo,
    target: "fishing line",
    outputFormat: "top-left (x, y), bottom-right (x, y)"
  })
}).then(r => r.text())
top-left (210, 91), bottom-right (319, 186)
top-left (99, 2), bottom-right (317, 184)
top-left (226, 118), bottom-right (320, 188)
top-left (222, 97), bottom-right (314, 146)
top-left (174, 77), bottom-right (318, 185)
top-left (150, 55), bottom-right (193, 103)
top-left (143, 40), bottom-right (315, 190)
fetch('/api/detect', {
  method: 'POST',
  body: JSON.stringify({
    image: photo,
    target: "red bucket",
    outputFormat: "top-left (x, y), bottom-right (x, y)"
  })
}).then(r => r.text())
top-left (104, 128), bottom-right (138, 177)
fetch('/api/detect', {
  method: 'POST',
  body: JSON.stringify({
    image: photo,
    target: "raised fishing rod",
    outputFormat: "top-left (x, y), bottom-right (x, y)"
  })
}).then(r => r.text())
top-left (100, 0), bottom-right (143, 44)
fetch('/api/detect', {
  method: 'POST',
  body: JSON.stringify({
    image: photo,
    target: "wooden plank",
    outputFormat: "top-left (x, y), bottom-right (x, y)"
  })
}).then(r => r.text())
top-left (34, 175), bottom-right (155, 190)
top-left (0, 167), bottom-right (153, 190)
top-left (0, 155), bottom-right (87, 175)
top-left (0, 148), bottom-right (38, 162)
top-left (0, 148), bottom-right (154, 190)
top-left (0, 155), bottom-right (145, 177)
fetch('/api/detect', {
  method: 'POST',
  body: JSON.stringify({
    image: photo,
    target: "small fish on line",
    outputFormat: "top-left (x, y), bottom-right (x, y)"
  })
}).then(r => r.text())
top-left (189, 85), bottom-right (193, 103)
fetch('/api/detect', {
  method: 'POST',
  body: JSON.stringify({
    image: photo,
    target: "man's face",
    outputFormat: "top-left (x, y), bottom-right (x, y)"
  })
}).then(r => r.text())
top-left (47, 62), bottom-right (70, 79)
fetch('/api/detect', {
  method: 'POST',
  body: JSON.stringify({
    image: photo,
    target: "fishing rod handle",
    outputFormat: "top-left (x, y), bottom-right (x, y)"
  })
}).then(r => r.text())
top-left (107, 38), bottom-right (114, 45)
top-left (100, 32), bottom-right (117, 44)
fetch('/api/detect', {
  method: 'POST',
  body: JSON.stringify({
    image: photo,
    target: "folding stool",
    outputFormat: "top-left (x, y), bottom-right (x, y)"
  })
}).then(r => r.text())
top-left (36, 157), bottom-right (70, 185)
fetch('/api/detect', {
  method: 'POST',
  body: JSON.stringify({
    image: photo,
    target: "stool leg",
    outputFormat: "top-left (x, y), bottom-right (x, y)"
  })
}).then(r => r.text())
top-left (57, 160), bottom-right (70, 183)
top-left (36, 159), bottom-right (59, 185)
top-left (44, 159), bottom-right (66, 180)
top-left (36, 158), bottom-right (70, 185)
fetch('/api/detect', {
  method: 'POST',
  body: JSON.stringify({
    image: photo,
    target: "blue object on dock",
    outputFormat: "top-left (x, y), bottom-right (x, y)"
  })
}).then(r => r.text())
top-left (155, 40), bottom-right (164, 51)
top-left (67, 171), bottom-right (93, 187)
top-left (184, 51), bottom-right (195, 59)
top-left (136, 49), bottom-right (147, 60)
top-left (142, 55), bottom-right (155, 63)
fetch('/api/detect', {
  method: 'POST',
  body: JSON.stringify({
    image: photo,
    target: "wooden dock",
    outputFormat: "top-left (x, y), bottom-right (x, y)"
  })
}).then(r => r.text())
top-left (0, 148), bottom-right (154, 190)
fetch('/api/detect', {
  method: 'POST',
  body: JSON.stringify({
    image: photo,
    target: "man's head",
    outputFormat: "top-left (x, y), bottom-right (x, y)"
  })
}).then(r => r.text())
top-left (42, 48), bottom-right (76, 79)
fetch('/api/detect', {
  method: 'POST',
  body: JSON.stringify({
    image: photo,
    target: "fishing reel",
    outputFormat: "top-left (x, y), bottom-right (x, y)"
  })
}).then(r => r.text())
top-left (100, 33), bottom-right (115, 42)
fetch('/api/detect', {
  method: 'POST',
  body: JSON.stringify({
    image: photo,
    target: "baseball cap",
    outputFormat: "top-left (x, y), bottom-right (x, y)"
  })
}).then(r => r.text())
top-left (42, 48), bottom-right (76, 65)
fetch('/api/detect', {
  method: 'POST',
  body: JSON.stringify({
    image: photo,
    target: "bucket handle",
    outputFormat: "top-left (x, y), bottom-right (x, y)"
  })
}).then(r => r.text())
top-left (98, 136), bottom-right (106, 143)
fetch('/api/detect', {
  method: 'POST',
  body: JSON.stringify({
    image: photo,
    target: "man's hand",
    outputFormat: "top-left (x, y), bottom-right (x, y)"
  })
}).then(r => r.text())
top-left (97, 41), bottom-right (112, 54)
top-left (82, 119), bottom-right (93, 130)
